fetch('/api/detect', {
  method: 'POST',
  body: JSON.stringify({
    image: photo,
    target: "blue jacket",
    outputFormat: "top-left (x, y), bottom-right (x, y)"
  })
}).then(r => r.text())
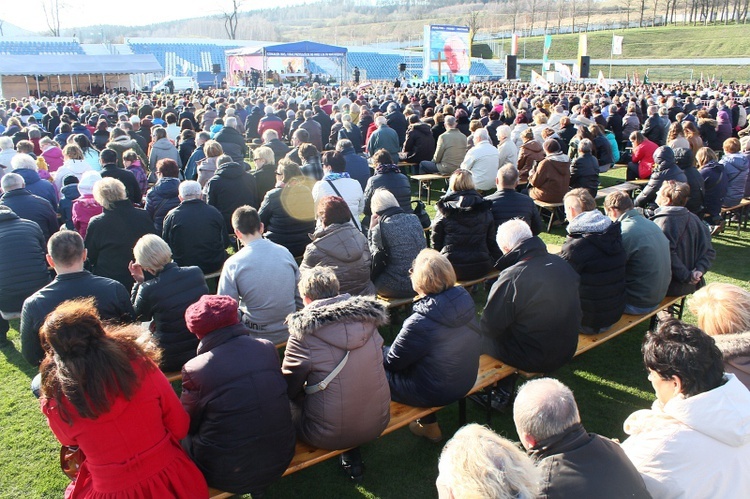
top-left (58, 183), bottom-right (80, 230)
top-left (341, 146), bottom-right (370, 191)
top-left (720, 152), bottom-right (749, 207)
top-left (384, 286), bottom-right (481, 407)
top-left (15, 168), bottom-right (58, 209)
top-left (145, 177), bottom-right (180, 234)
top-left (0, 189), bottom-right (58, 241)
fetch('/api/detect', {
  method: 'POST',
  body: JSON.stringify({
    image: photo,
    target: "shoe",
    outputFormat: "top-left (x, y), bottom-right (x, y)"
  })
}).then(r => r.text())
top-left (409, 420), bottom-right (443, 442)
top-left (468, 388), bottom-right (513, 413)
top-left (339, 455), bottom-right (364, 483)
top-left (710, 220), bottom-right (725, 236)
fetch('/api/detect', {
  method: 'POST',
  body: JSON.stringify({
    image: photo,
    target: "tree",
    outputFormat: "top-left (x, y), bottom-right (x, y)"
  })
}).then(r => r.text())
top-left (640, 0), bottom-right (647, 26)
top-left (223, 0), bottom-right (242, 40)
top-left (42, 0), bottom-right (63, 37)
top-left (622, 0), bottom-right (634, 25)
top-left (466, 9), bottom-right (482, 48)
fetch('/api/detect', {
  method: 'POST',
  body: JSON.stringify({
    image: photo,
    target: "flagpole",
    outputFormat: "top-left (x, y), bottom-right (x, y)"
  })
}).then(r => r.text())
top-left (609, 33), bottom-right (614, 79)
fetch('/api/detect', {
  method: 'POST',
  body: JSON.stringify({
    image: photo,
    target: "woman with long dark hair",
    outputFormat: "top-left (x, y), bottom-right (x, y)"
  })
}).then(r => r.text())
top-left (39, 298), bottom-right (208, 498)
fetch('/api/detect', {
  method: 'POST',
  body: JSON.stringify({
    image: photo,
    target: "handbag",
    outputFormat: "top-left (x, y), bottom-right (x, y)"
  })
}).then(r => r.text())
top-left (60, 445), bottom-right (85, 480)
top-left (411, 199), bottom-right (432, 229)
top-left (370, 215), bottom-right (390, 279)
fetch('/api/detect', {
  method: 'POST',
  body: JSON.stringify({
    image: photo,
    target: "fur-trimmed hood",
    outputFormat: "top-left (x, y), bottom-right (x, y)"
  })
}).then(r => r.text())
top-left (286, 294), bottom-right (388, 348)
top-left (713, 331), bottom-right (750, 360)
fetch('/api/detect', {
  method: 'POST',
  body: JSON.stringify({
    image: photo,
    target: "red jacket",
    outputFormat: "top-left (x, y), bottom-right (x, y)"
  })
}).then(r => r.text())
top-left (257, 115), bottom-right (285, 139)
top-left (631, 139), bottom-right (658, 179)
top-left (42, 359), bottom-right (207, 498)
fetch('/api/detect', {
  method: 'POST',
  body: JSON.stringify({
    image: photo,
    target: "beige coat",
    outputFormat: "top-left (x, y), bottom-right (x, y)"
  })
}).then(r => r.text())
top-left (433, 128), bottom-right (467, 174)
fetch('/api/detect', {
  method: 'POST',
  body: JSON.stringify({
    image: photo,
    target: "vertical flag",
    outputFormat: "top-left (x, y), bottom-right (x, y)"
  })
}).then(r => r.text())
top-left (612, 35), bottom-right (623, 55)
top-left (598, 70), bottom-right (610, 91)
top-left (543, 34), bottom-right (552, 68)
top-left (531, 70), bottom-right (550, 90)
top-left (555, 62), bottom-right (573, 82)
top-left (511, 33), bottom-right (519, 56)
top-left (577, 33), bottom-right (588, 58)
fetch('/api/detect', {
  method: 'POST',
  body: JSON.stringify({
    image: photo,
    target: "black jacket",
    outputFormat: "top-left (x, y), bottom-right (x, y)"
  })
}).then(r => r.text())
top-left (214, 126), bottom-right (248, 164)
top-left (569, 153), bottom-right (600, 198)
top-left (433, 190), bottom-right (497, 281)
top-left (699, 160), bottom-right (728, 222)
top-left (607, 112), bottom-right (624, 145)
top-left (182, 324), bottom-right (296, 494)
top-left (145, 177), bottom-right (180, 234)
top-left (481, 236), bottom-right (581, 373)
top-left (313, 111), bottom-right (333, 148)
top-left (253, 163), bottom-right (277, 203)
top-left (362, 168), bottom-right (412, 228)
top-left (84, 200), bottom-right (156, 290)
top-left (162, 199), bottom-right (228, 274)
top-left (131, 263), bottom-right (208, 372)
top-left (341, 146), bottom-right (370, 191)
top-left (674, 148), bottom-right (705, 216)
top-left (178, 137), bottom-right (196, 168)
top-left (386, 110), bottom-right (408, 146)
top-left (593, 134), bottom-right (613, 167)
top-left (100, 163), bottom-right (142, 206)
top-left (484, 188), bottom-right (543, 236)
top-left (265, 139), bottom-right (291, 166)
top-left (0, 208), bottom-right (50, 313)
top-left (643, 115), bottom-right (666, 146)
top-left (634, 146), bottom-right (688, 208)
top-left (20, 271), bottom-right (133, 366)
top-left (258, 183), bottom-right (316, 258)
top-left (402, 123), bottom-right (437, 164)
top-left (0, 189), bottom-right (58, 241)
top-left (531, 423), bottom-right (651, 499)
top-left (205, 161), bottom-right (259, 235)
top-left (560, 212), bottom-right (627, 330)
top-left (384, 286), bottom-right (481, 407)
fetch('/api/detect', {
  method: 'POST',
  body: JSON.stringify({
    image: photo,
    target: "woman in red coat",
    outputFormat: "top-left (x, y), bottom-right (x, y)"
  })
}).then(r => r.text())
top-left (39, 298), bottom-right (208, 499)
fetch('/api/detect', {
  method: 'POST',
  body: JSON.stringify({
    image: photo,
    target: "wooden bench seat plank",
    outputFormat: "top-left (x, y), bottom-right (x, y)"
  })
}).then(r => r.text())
top-left (164, 343), bottom-right (288, 383)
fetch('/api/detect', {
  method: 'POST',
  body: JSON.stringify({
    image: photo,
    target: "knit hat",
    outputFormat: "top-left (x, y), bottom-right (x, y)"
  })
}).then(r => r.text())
top-left (78, 171), bottom-right (102, 196)
top-left (543, 138), bottom-right (561, 154)
top-left (185, 295), bottom-right (239, 339)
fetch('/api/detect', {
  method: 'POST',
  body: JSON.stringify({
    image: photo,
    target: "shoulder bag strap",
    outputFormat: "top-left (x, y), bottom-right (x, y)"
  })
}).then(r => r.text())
top-left (304, 351), bottom-right (350, 394)
top-left (326, 179), bottom-right (357, 225)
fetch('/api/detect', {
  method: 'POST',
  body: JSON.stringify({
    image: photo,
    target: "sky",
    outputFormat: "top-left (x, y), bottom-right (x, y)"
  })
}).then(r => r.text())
top-left (1, 0), bottom-right (310, 33)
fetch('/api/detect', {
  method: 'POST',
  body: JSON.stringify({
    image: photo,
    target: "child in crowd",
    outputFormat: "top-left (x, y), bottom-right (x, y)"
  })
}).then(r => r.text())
top-left (57, 175), bottom-right (80, 230)
top-left (123, 149), bottom-right (149, 195)
top-left (71, 170), bottom-right (103, 239)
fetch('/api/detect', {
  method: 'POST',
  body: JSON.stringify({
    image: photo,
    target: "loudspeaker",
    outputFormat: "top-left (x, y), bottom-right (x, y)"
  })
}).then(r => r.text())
top-left (212, 64), bottom-right (221, 74)
top-left (505, 55), bottom-right (517, 80)
top-left (398, 63), bottom-right (407, 72)
top-left (578, 56), bottom-right (590, 78)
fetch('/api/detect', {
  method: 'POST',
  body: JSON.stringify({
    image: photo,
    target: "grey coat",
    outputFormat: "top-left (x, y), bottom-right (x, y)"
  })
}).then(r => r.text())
top-left (713, 331), bottom-right (750, 391)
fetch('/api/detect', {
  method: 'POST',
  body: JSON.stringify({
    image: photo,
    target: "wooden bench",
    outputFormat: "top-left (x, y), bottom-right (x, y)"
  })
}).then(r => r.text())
top-left (533, 199), bottom-right (565, 232)
top-left (595, 182), bottom-right (640, 201)
top-left (411, 173), bottom-right (449, 204)
top-left (720, 198), bottom-right (750, 236)
top-left (207, 354), bottom-right (515, 498)
top-left (377, 269), bottom-right (502, 310)
top-left (164, 342), bottom-right (288, 382)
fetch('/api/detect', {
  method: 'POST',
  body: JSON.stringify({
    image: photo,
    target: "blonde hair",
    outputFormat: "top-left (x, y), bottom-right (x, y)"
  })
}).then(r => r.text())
top-left (63, 144), bottom-right (83, 161)
top-left (93, 177), bottom-right (127, 210)
top-left (449, 169), bottom-right (475, 192)
top-left (204, 140), bottom-right (223, 158)
top-left (253, 145), bottom-right (275, 165)
top-left (437, 424), bottom-right (541, 499)
top-left (689, 283), bottom-right (750, 336)
top-left (411, 249), bottom-right (456, 296)
top-left (133, 234), bottom-right (172, 273)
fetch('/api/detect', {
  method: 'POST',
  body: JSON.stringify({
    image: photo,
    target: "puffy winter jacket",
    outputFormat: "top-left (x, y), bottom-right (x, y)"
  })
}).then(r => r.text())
top-left (570, 152), bottom-right (600, 198)
top-left (433, 190), bottom-right (496, 281)
top-left (213, 127), bottom-right (247, 165)
top-left (529, 152), bottom-right (572, 204)
top-left (206, 162), bottom-right (259, 235)
top-left (719, 152), bottom-right (749, 207)
top-left (402, 123), bottom-right (436, 164)
top-left (182, 324), bottom-right (295, 494)
top-left (258, 181), bottom-right (316, 258)
top-left (145, 177), bottom-right (180, 233)
top-left (340, 146), bottom-right (370, 191)
top-left (630, 138), bottom-right (659, 179)
top-left (149, 137), bottom-right (183, 171)
top-left (362, 167), bottom-right (412, 228)
top-left (517, 139), bottom-right (545, 184)
top-left (485, 188), bottom-right (543, 236)
top-left (674, 148), bottom-right (705, 216)
top-left (384, 286), bottom-right (481, 407)
top-left (15, 167), bottom-right (58, 209)
top-left (131, 263), bottom-right (208, 371)
top-left (71, 194), bottom-right (102, 239)
top-left (561, 211), bottom-right (627, 331)
top-left (634, 146), bottom-right (687, 208)
top-left (699, 160), bottom-right (728, 222)
top-left (300, 223), bottom-right (375, 297)
top-left (58, 183), bottom-right (80, 230)
top-left (54, 160), bottom-right (91, 191)
top-left (0, 188), bottom-right (59, 241)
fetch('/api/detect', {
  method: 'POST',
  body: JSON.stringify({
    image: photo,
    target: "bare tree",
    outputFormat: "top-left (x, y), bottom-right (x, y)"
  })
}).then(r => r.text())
top-left (570, 0), bottom-right (578, 31)
top-left (466, 9), bottom-right (482, 48)
top-left (528, 0), bottom-right (538, 32)
top-left (652, 0), bottom-right (661, 25)
top-left (42, 0), bottom-right (63, 37)
top-left (640, 0), bottom-right (647, 25)
top-left (622, 0), bottom-right (634, 24)
top-left (223, 0), bottom-right (242, 40)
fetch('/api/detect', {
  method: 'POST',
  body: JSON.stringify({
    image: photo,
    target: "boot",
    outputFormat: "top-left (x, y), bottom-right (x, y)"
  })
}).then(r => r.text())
top-left (409, 420), bottom-right (443, 442)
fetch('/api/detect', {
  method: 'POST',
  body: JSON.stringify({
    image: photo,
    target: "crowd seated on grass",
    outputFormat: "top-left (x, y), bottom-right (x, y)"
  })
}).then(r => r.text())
top-left (1, 78), bottom-right (750, 497)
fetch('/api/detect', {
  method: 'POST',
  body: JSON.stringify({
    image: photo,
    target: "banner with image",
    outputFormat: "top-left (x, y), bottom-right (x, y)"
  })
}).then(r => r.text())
top-left (423, 24), bottom-right (471, 83)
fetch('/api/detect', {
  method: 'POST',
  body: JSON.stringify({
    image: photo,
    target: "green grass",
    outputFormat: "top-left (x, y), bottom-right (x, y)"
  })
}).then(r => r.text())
top-left (1, 166), bottom-right (748, 498)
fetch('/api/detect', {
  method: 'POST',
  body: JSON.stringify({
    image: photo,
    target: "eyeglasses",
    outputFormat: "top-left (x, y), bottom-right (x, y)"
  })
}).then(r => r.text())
top-left (275, 171), bottom-right (283, 176)
top-left (408, 267), bottom-right (414, 275)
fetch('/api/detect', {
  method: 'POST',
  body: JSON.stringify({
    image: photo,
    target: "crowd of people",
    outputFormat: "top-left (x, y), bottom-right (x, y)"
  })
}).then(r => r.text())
top-left (0, 77), bottom-right (749, 498)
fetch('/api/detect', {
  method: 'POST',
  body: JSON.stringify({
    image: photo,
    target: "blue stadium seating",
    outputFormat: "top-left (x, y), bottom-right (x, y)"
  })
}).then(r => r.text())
top-left (128, 43), bottom-right (242, 75)
top-left (0, 40), bottom-right (84, 56)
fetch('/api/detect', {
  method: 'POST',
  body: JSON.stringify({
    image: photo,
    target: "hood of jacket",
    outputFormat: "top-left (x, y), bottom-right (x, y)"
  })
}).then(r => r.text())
top-left (653, 146), bottom-right (677, 172)
top-left (62, 159), bottom-right (90, 175)
top-left (653, 205), bottom-right (689, 222)
top-left (311, 223), bottom-right (368, 264)
top-left (215, 161), bottom-right (246, 179)
top-left (713, 331), bottom-right (750, 361)
top-left (698, 117), bottom-right (718, 128)
top-left (721, 152), bottom-right (749, 172)
top-left (408, 122), bottom-right (432, 137)
top-left (674, 148), bottom-right (694, 170)
top-left (521, 139), bottom-right (543, 154)
top-left (437, 189), bottom-right (492, 214)
top-left (545, 151), bottom-right (570, 164)
top-left (413, 286), bottom-right (477, 329)
top-left (151, 138), bottom-right (175, 152)
top-left (60, 183), bottom-right (81, 200)
top-left (153, 176), bottom-right (180, 197)
top-left (15, 167), bottom-right (42, 185)
top-left (568, 212), bottom-right (623, 256)
top-left (568, 209), bottom-right (612, 234)
top-left (286, 295), bottom-right (388, 349)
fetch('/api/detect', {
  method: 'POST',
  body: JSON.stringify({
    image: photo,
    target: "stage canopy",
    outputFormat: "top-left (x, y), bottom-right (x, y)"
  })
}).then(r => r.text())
top-left (0, 54), bottom-right (162, 76)
top-left (226, 40), bottom-right (347, 85)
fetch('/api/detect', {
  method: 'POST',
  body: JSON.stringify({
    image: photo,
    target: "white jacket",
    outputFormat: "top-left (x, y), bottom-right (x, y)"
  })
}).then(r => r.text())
top-left (311, 177), bottom-right (365, 229)
top-left (54, 159), bottom-right (92, 190)
top-left (459, 140), bottom-right (499, 191)
top-left (621, 374), bottom-right (750, 499)
top-left (497, 138), bottom-right (519, 169)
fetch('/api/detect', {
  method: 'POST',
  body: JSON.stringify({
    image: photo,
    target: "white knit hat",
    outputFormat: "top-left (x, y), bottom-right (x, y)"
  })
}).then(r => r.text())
top-left (78, 170), bottom-right (102, 196)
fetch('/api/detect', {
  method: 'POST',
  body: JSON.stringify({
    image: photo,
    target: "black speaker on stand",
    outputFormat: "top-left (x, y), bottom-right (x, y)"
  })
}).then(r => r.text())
top-left (505, 55), bottom-right (517, 80)
top-left (212, 64), bottom-right (221, 74)
top-left (578, 56), bottom-right (590, 78)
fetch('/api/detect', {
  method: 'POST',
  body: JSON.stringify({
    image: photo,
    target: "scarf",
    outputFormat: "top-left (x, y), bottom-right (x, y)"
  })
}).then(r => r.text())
top-left (323, 172), bottom-right (351, 181)
top-left (375, 163), bottom-right (401, 175)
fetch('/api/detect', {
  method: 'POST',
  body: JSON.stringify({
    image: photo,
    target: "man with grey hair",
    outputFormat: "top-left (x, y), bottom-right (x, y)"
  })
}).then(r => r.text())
top-left (0, 172), bottom-right (58, 241)
top-left (261, 129), bottom-right (290, 165)
top-left (385, 102), bottom-right (408, 147)
top-left (214, 116), bottom-right (248, 165)
top-left (475, 219), bottom-right (581, 411)
top-left (459, 128), bottom-right (500, 191)
top-left (300, 109), bottom-right (323, 151)
top-left (513, 378), bottom-right (650, 498)
top-left (642, 104), bottom-right (666, 146)
top-left (419, 115), bottom-right (467, 175)
top-left (162, 180), bottom-right (228, 274)
top-left (367, 116), bottom-right (400, 159)
top-left (484, 165), bottom-right (543, 235)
